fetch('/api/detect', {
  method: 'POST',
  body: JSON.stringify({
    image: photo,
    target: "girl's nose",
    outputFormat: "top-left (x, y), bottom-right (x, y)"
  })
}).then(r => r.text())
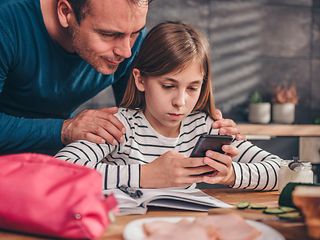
top-left (172, 91), bottom-right (186, 108)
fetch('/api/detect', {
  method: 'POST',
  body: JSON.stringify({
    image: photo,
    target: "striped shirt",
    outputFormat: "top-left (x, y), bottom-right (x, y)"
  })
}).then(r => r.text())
top-left (55, 108), bottom-right (281, 190)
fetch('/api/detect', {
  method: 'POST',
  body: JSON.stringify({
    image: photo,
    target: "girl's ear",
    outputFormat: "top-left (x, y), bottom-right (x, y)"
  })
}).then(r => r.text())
top-left (132, 68), bottom-right (145, 92)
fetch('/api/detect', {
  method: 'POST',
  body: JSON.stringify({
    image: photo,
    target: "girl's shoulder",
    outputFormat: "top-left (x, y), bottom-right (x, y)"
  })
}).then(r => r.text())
top-left (183, 111), bottom-right (212, 126)
top-left (117, 107), bottom-right (140, 117)
top-left (182, 111), bottom-right (216, 135)
top-left (116, 108), bottom-right (144, 129)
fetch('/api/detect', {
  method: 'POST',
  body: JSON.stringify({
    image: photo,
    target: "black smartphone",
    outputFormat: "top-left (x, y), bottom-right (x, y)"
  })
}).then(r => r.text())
top-left (190, 134), bottom-right (233, 157)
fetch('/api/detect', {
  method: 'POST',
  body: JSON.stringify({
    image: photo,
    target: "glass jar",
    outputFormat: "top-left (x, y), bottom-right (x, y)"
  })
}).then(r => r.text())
top-left (278, 160), bottom-right (314, 192)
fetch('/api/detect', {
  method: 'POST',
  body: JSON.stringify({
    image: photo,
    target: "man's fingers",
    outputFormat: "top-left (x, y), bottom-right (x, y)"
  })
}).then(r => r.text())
top-left (94, 109), bottom-right (126, 134)
top-left (93, 120), bottom-right (124, 144)
top-left (100, 107), bottom-right (119, 114)
top-left (100, 113), bottom-right (125, 133)
top-left (93, 109), bottom-right (125, 129)
top-left (84, 110), bottom-right (125, 142)
top-left (82, 132), bottom-right (106, 144)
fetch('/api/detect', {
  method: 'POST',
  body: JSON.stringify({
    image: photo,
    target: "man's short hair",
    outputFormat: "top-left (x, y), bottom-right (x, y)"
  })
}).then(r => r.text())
top-left (67, 0), bottom-right (153, 24)
top-left (67, 0), bottom-right (89, 24)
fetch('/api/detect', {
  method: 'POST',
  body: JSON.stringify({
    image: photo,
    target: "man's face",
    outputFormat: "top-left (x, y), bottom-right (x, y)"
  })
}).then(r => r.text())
top-left (69, 0), bottom-right (148, 74)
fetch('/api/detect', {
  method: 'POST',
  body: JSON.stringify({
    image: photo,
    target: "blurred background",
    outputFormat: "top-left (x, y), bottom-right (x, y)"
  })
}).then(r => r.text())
top-left (77, 0), bottom-right (320, 160)
top-left (79, 0), bottom-right (320, 124)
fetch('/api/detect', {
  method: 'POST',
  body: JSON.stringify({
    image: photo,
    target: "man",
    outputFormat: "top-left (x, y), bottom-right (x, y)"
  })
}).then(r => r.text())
top-left (0, 0), bottom-right (240, 155)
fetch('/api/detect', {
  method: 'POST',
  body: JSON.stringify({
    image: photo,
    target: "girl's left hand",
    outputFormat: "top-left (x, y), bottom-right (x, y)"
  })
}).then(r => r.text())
top-left (212, 109), bottom-right (245, 140)
top-left (201, 144), bottom-right (238, 186)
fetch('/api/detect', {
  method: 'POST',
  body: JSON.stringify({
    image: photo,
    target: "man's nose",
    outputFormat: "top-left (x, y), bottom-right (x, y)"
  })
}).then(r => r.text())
top-left (114, 37), bottom-right (132, 59)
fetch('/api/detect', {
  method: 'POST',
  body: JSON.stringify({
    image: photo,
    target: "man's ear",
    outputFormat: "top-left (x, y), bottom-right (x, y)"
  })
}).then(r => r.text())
top-left (132, 68), bottom-right (145, 92)
top-left (57, 0), bottom-right (74, 28)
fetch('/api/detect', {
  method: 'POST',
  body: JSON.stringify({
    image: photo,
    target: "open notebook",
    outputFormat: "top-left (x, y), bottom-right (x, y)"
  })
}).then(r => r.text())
top-left (103, 187), bottom-right (232, 215)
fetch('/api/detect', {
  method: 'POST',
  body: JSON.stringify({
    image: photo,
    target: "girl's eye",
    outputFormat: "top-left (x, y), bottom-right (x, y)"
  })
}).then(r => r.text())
top-left (188, 86), bottom-right (199, 91)
top-left (162, 85), bottom-right (174, 89)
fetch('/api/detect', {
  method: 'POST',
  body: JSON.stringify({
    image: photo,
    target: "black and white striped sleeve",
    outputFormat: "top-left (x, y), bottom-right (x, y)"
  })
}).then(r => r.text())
top-left (230, 140), bottom-right (281, 191)
top-left (54, 140), bottom-right (141, 190)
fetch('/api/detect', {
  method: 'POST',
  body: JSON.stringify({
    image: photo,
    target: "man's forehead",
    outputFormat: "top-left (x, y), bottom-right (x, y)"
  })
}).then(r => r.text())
top-left (87, 0), bottom-right (148, 33)
top-left (88, 0), bottom-right (148, 18)
top-left (127, 0), bottom-right (151, 6)
top-left (88, 0), bottom-right (150, 9)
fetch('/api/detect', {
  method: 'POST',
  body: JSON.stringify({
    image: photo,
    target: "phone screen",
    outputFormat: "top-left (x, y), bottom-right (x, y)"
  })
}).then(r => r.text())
top-left (190, 134), bottom-right (233, 157)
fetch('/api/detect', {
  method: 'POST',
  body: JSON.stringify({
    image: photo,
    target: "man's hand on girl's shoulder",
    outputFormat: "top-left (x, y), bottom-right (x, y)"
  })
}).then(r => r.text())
top-left (61, 107), bottom-right (125, 145)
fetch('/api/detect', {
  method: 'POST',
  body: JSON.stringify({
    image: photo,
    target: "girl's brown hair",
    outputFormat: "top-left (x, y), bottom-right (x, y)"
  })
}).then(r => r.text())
top-left (121, 21), bottom-right (215, 118)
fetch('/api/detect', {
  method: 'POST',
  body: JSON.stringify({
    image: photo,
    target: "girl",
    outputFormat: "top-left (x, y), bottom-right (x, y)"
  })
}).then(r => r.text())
top-left (55, 22), bottom-right (280, 190)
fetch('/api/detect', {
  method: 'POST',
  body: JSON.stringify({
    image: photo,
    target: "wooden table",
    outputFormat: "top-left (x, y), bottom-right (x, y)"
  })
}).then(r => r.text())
top-left (0, 189), bottom-right (310, 240)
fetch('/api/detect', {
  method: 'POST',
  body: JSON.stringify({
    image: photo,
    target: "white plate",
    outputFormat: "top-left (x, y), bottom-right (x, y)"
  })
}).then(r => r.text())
top-left (123, 216), bottom-right (285, 240)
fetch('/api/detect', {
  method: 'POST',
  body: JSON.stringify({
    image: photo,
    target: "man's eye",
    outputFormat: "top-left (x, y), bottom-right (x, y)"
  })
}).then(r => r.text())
top-left (100, 33), bottom-right (113, 38)
top-left (100, 32), bottom-right (119, 38)
top-left (130, 32), bottom-right (139, 38)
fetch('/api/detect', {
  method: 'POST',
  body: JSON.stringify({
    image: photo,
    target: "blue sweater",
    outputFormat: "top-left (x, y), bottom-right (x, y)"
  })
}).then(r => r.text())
top-left (0, 0), bottom-right (145, 154)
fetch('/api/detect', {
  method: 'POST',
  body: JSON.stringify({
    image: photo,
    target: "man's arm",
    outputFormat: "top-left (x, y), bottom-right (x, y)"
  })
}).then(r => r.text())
top-left (0, 112), bottom-right (64, 154)
top-left (0, 25), bottom-right (64, 154)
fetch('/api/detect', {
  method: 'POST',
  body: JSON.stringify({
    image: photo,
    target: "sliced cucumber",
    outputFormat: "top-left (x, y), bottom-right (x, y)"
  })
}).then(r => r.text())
top-left (263, 208), bottom-right (285, 214)
top-left (236, 201), bottom-right (250, 209)
top-left (280, 206), bottom-right (297, 213)
top-left (278, 212), bottom-right (301, 220)
top-left (250, 204), bottom-right (267, 210)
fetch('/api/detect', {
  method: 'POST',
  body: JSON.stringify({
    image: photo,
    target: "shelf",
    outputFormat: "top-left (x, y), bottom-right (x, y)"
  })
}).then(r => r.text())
top-left (238, 124), bottom-right (320, 137)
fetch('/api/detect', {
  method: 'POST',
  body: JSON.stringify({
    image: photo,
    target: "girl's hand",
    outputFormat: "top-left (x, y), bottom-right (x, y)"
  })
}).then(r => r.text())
top-left (140, 151), bottom-right (214, 188)
top-left (212, 109), bottom-right (245, 140)
top-left (202, 145), bottom-right (239, 186)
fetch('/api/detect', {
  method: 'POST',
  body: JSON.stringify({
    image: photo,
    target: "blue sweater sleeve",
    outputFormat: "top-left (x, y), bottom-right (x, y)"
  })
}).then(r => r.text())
top-left (0, 23), bottom-right (64, 153)
top-left (0, 25), bottom-right (11, 90)
top-left (0, 112), bottom-right (64, 153)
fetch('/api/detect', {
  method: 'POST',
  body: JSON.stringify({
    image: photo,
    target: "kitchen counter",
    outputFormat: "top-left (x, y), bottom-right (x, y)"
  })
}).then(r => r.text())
top-left (238, 124), bottom-right (320, 163)
top-left (238, 124), bottom-right (320, 137)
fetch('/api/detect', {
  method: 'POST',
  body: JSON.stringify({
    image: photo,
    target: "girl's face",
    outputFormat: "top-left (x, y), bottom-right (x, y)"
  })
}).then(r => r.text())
top-left (133, 61), bottom-right (204, 137)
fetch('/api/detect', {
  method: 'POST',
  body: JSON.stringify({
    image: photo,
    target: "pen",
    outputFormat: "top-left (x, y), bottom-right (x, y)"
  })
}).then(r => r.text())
top-left (119, 185), bottom-right (143, 199)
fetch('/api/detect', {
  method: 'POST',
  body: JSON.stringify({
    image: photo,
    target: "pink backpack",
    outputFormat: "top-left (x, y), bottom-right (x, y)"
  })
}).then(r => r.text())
top-left (0, 153), bottom-right (117, 239)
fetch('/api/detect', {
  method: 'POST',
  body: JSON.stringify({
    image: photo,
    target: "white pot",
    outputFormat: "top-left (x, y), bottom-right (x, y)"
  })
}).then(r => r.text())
top-left (272, 103), bottom-right (295, 124)
top-left (249, 103), bottom-right (271, 124)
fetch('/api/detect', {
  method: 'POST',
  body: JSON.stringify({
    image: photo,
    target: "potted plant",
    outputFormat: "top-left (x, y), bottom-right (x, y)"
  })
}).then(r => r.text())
top-left (248, 90), bottom-right (271, 124)
top-left (272, 84), bottom-right (298, 124)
